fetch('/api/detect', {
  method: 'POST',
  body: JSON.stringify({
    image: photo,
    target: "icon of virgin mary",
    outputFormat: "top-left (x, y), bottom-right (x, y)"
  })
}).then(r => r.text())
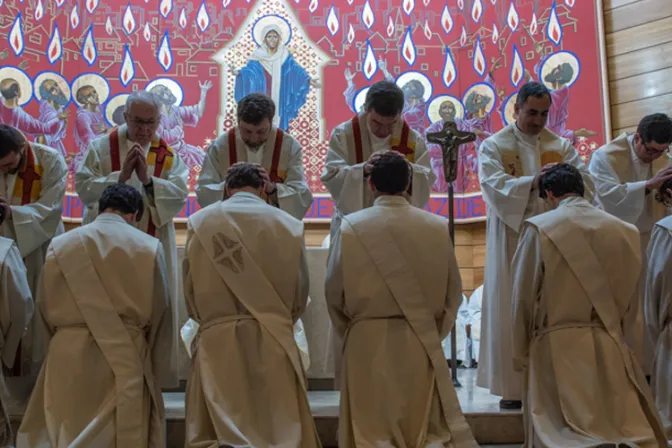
top-left (233, 15), bottom-right (320, 130)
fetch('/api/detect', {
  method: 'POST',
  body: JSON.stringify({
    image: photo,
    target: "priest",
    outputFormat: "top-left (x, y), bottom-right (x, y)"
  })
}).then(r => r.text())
top-left (0, 124), bottom-right (66, 376)
top-left (644, 181), bottom-right (672, 438)
top-left (0, 231), bottom-right (33, 446)
top-left (183, 163), bottom-right (320, 448)
top-left (511, 163), bottom-right (667, 447)
top-left (326, 151), bottom-right (477, 447)
top-left (75, 91), bottom-right (188, 368)
top-left (196, 93), bottom-right (312, 219)
top-left (589, 113), bottom-right (672, 374)
top-left (322, 80), bottom-right (434, 243)
top-left (17, 184), bottom-right (176, 448)
top-left (477, 82), bottom-right (594, 409)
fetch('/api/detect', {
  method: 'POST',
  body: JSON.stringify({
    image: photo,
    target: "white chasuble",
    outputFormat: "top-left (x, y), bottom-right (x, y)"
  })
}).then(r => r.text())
top-left (196, 126), bottom-right (313, 220)
top-left (75, 124), bottom-right (188, 370)
top-left (326, 195), bottom-right (476, 447)
top-left (511, 197), bottom-right (667, 448)
top-left (321, 113), bottom-right (435, 244)
top-left (0, 237), bottom-right (33, 445)
top-left (0, 142), bottom-right (66, 376)
top-left (183, 193), bottom-right (319, 448)
top-left (17, 213), bottom-right (176, 448)
top-left (476, 124), bottom-right (594, 400)
top-left (644, 215), bottom-right (672, 439)
top-left (590, 133), bottom-right (672, 374)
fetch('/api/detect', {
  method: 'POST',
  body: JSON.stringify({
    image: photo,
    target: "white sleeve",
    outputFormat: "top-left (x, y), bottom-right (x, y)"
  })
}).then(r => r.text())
top-left (588, 150), bottom-right (646, 223)
top-left (409, 138), bottom-right (435, 209)
top-left (277, 139), bottom-right (313, 220)
top-left (321, 127), bottom-right (368, 215)
top-left (644, 225), bottom-right (672, 347)
top-left (9, 150), bottom-right (66, 257)
top-left (195, 142), bottom-right (226, 208)
top-left (0, 244), bottom-right (34, 367)
top-left (478, 139), bottom-right (535, 232)
top-left (75, 139), bottom-right (121, 212)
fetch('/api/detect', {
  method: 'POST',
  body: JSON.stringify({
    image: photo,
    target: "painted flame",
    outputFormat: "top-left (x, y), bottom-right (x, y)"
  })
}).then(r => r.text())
top-left (402, 27), bottom-right (416, 66)
top-left (362, 1), bottom-right (375, 29)
top-left (441, 5), bottom-right (453, 33)
top-left (326, 5), bottom-right (339, 36)
top-left (35, 0), bottom-right (44, 21)
top-left (123, 4), bottom-right (136, 35)
top-left (197, 1), bottom-right (210, 32)
top-left (443, 49), bottom-right (457, 88)
top-left (471, 0), bottom-right (483, 22)
top-left (472, 36), bottom-right (486, 77)
top-left (70, 4), bottom-right (80, 29)
top-left (363, 41), bottom-right (378, 80)
top-left (403, 0), bottom-right (415, 16)
top-left (387, 17), bottom-right (395, 37)
top-left (9, 15), bottom-right (24, 56)
top-left (547, 1), bottom-right (563, 45)
top-left (510, 45), bottom-right (524, 87)
top-left (82, 27), bottom-right (97, 66)
top-left (424, 20), bottom-right (432, 40)
top-left (47, 26), bottom-right (62, 65)
top-left (158, 32), bottom-right (172, 71)
top-left (507, 1), bottom-right (519, 31)
top-left (120, 46), bottom-right (135, 87)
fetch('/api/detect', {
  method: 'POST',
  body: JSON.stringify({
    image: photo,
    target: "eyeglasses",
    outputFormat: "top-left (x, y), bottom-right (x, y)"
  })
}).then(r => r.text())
top-left (129, 117), bottom-right (159, 128)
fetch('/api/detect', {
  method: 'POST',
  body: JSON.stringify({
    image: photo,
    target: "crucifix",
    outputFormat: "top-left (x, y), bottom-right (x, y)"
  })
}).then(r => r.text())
top-left (426, 121), bottom-right (476, 387)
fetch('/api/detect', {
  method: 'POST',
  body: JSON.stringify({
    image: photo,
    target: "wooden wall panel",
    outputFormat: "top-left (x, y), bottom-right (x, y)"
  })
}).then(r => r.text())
top-left (604, 0), bottom-right (672, 33)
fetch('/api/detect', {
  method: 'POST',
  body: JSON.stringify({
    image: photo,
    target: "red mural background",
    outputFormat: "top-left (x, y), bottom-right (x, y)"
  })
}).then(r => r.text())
top-left (0, 0), bottom-right (610, 222)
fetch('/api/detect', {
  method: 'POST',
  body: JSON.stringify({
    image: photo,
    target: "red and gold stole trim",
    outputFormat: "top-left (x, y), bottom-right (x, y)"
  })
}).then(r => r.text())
top-left (351, 115), bottom-right (416, 164)
top-left (13, 144), bottom-right (43, 205)
top-left (109, 128), bottom-right (175, 237)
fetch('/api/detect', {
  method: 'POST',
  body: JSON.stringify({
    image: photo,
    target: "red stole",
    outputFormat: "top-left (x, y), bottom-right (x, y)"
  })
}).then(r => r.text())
top-left (109, 128), bottom-right (173, 237)
top-left (351, 115), bottom-right (413, 164)
top-left (228, 127), bottom-right (286, 184)
top-left (17, 144), bottom-right (42, 205)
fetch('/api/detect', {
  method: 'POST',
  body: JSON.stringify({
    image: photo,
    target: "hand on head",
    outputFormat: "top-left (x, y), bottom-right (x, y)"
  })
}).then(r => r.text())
top-left (534, 162), bottom-right (558, 190)
top-left (647, 165), bottom-right (672, 192)
top-left (364, 150), bottom-right (391, 177)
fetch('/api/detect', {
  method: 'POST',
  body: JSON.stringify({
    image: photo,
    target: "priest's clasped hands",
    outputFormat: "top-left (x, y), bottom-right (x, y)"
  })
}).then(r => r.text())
top-left (119, 144), bottom-right (151, 186)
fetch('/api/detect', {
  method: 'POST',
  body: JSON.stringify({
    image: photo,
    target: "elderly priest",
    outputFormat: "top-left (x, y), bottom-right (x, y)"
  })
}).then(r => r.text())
top-left (326, 151), bottom-right (477, 447)
top-left (0, 124), bottom-right (66, 376)
top-left (511, 163), bottom-right (667, 448)
top-left (76, 91), bottom-right (188, 371)
top-left (184, 163), bottom-right (319, 448)
top-left (17, 184), bottom-right (176, 448)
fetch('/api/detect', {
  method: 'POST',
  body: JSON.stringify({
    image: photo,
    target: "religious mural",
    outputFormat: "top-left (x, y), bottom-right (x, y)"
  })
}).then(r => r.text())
top-left (0, 0), bottom-right (610, 223)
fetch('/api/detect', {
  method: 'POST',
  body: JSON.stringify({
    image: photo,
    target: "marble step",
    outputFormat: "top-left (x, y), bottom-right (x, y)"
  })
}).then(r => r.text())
top-left (163, 390), bottom-right (523, 447)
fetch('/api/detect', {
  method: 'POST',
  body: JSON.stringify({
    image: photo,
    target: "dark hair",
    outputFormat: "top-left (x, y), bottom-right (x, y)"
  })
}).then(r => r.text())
top-left (0, 81), bottom-right (20, 101)
top-left (112, 105), bottom-right (126, 126)
top-left (0, 207), bottom-right (5, 227)
top-left (364, 80), bottom-right (405, 117)
top-left (98, 184), bottom-right (144, 222)
top-left (656, 178), bottom-right (672, 206)
top-left (237, 94), bottom-right (275, 125)
top-left (0, 124), bottom-right (26, 158)
top-left (637, 113), bottom-right (672, 145)
top-left (76, 85), bottom-right (94, 105)
top-left (370, 151), bottom-right (410, 194)
top-left (226, 163), bottom-right (264, 190)
top-left (539, 163), bottom-right (585, 199)
top-left (516, 81), bottom-right (553, 107)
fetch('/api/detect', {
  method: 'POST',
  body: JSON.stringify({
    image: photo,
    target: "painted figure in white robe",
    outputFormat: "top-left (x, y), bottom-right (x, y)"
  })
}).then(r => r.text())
top-left (0, 234), bottom-right (33, 446)
top-left (326, 151), bottom-right (477, 447)
top-left (511, 163), bottom-right (668, 447)
top-left (75, 92), bottom-right (189, 376)
top-left (184, 163), bottom-right (320, 447)
top-left (35, 79), bottom-right (70, 159)
top-left (590, 113), bottom-right (672, 375)
top-left (72, 85), bottom-right (108, 174)
top-left (17, 184), bottom-right (177, 448)
top-left (322, 80), bottom-right (435, 244)
top-left (196, 93), bottom-right (312, 219)
top-left (644, 183), bottom-right (672, 439)
top-left (0, 124), bottom-right (66, 377)
top-left (0, 79), bottom-right (62, 139)
top-left (149, 81), bottom-right (212, 168)
top-left (477, 82), bottom-right (595, 409)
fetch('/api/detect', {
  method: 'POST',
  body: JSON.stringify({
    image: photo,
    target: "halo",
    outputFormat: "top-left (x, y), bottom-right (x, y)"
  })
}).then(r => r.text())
top-left (427, 95), bottom-right (465, 123)
top-left (502, 92), bottom-right (518, 126)
top-left (34, 71), bottom-right (71, 105)
top-left (105, 93), bottom-right (129, 127)
top-left (252, 14), bottom-right (292, 47)
top-left (462, 82), bottom-right (496, 114)
top-left (539, 51), bottom-right (580, 91)
top-left (146, 77), bottom-right (184, 107)
top-left (0, 66), bottom-right (32, 106)
top-left (71, 73), bottom-right (110, 107)
top-left (353, 87), bottom-right (369, 114)
top-left (396, 71), bottom-right (433, 102)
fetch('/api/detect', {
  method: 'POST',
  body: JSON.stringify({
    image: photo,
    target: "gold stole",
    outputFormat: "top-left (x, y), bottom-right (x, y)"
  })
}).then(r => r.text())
top-left (344, 113), bottom-right (417, 164)
top-left (496, 125), bottom-right (565, 178)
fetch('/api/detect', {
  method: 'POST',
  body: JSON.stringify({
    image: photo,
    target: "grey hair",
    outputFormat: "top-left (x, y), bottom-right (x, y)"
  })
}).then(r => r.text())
top-left (125, 90), bottom-right (162, 112)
